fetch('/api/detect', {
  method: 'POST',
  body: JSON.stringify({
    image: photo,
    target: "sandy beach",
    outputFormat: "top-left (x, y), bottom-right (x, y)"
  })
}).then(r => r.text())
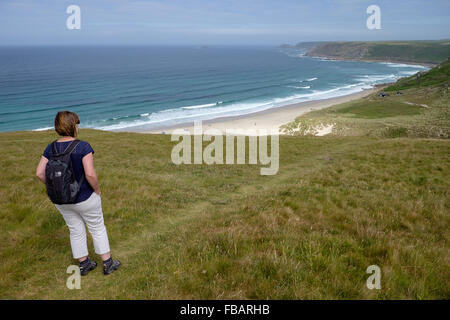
top-left (135, 86), bottom-right (381, 135)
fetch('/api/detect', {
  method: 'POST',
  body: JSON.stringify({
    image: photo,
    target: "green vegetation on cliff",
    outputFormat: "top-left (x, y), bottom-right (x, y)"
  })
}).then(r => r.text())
top-left (386, 58), bottom-right (450, 91)
top-left (298, 40), bottom-right (450, 64)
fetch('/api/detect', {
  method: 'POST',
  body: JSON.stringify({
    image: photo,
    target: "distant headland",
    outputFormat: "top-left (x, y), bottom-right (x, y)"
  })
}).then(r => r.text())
top-left (280, 40), bottom-right (450, 66)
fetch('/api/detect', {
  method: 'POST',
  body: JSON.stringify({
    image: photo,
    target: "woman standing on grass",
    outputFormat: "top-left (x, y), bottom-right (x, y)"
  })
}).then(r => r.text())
top-left (36, 111), bottom-right (120, 276)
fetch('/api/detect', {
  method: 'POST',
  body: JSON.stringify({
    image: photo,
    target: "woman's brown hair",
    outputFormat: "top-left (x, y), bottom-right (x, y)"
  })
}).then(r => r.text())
top-left (54, 111), bottom-right (80, 137)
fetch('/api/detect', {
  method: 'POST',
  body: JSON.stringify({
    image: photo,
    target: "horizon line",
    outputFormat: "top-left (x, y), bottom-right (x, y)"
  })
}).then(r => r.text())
top-left (1, 39), bottom-right (449, 47)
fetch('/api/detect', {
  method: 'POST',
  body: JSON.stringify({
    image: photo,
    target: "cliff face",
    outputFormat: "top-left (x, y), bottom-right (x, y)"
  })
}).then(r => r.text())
top-left (306, 42), bottom-right (370, 59)
top-left (300, 41), bottom-right (450, 64)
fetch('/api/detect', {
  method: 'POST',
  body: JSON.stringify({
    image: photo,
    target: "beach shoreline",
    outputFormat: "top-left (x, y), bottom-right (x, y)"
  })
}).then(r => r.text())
top-left (110, 56), bottom-right (430, 136)
top-left (126, 85), bottom-right (385, 135)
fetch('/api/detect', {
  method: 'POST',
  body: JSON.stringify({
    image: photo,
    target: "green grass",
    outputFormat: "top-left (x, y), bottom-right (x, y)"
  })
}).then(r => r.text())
top-left (336, 100), bottom-right (423, 119)
top-left (0, 59), bottom-right (449, 300)
top-left (0, 130), bottom-right (448, 299)
top-left (386, 58), bottom-right (450, 91)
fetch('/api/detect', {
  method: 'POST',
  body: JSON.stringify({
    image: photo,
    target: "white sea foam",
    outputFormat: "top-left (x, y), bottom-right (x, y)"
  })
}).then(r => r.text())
top-left (182, 101), bottom-right (223, 110)
top-left (96, 81), bottom-right (375, 131)
top-left (287, 85), bottom-right (311, 89)
top-left (355, 74), bottom-right (398, 83)
top-left (32, 126), bottom-right (53, 131)
top-left (380, 62), bottom-right (428, 69)
top-left (399, 70), bottom-right (419, 76)
top-left (96, 101), bottom-right (268, 131)
top-left (95, 69), bottom-right (415, 132)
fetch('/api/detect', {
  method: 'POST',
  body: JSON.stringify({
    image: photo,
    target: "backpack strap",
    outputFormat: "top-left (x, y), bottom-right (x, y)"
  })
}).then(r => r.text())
top-left (51, 139), bottom-right (81, 156)
top-left (51, 140), bottom-right (58, 155)
top-left (63, 139), bottom-right (81, 156)
top-left (66, 140), bottom-right (85, 187)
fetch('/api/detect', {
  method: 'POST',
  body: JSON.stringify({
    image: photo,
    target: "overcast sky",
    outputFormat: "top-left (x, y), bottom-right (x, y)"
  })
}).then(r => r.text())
top-left (1, 0), bottom-right (449, 45)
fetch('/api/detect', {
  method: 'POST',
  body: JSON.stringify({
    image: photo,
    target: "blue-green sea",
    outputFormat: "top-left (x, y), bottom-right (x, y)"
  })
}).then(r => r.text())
top-left (0, 46), bottom-right (428, 132)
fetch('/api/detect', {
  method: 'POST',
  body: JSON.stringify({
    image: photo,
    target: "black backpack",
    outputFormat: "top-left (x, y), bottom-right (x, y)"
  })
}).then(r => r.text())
top-left (45, 139), bottom-right (84, 204)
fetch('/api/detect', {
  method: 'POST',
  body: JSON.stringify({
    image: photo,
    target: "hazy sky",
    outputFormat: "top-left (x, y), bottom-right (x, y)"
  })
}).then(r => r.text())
top-left (1, 0), bottom-right (449, 45)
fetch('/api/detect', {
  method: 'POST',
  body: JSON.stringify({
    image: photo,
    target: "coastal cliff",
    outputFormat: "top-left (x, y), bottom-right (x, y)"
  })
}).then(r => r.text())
top-left (283, 40), bottom-right (450, 65)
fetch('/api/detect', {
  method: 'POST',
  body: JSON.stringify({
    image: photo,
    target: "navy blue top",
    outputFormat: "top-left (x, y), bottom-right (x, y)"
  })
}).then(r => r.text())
top-left (43, 140), bottom-right (95, 203)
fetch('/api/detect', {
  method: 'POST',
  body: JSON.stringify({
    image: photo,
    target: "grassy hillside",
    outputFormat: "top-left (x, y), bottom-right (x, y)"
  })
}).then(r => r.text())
top-left (0, 130), bottom-right (449, 299)
top-left (1, 61), bottom-right (449, 300)
top-left (304, 40), bottom-right (450, 64)
top-left (385, 58), bottom-right (450, 91)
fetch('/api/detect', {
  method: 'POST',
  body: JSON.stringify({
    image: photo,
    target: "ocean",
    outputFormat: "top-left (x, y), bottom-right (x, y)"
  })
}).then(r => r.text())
top-left (0, 46), bottom-right (428, 132)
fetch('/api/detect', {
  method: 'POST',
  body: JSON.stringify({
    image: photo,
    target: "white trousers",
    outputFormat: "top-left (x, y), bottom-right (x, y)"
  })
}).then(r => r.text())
top-left (55, 192), bottom-right (110, 259)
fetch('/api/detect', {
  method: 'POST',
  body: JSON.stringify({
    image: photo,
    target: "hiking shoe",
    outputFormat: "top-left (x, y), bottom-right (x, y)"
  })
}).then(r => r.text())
top-left (80, 260), bottom-right (97, 276)
top-left (103, 259), bottom-right (121, 275)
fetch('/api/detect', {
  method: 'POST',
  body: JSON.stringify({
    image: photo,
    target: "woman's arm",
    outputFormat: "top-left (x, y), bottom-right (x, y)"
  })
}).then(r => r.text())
top-left (82, 152), bottom-right (101, 194)
top-left (36, 156), bottom-right (48, 184)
